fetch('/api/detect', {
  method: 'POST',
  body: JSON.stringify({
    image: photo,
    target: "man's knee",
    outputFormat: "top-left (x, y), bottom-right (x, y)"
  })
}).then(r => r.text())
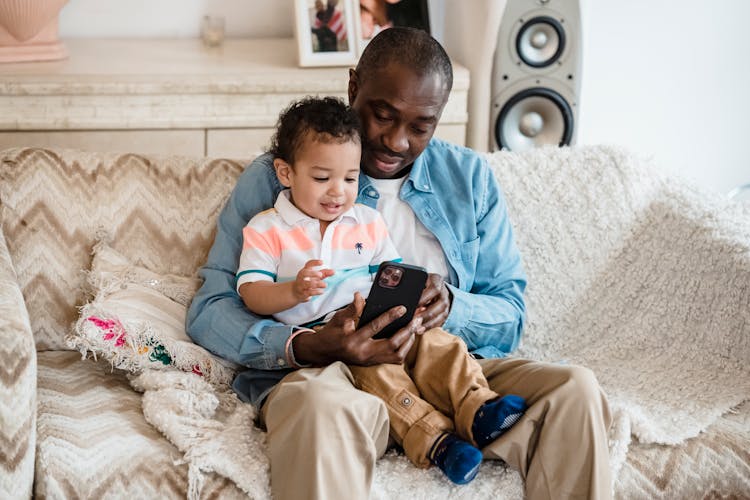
top-left (266, 364), bottom-right (390, 464)
top-left (561, 365), bottom-right (600, 395)
top-left (558, 365), bottom-right (611, 426)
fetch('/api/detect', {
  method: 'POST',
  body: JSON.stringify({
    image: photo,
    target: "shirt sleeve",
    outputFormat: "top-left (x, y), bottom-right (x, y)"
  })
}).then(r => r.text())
top-left (442, 159), bottom-right (527, 358)
top-left (186, 154), bottom-right (299, 370)
top-left (236, 219), bottom-right (279, 291)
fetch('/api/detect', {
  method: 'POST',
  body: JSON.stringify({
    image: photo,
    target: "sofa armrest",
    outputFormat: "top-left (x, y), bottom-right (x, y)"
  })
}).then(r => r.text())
top-left (0, 227), bottom-right (36, 499)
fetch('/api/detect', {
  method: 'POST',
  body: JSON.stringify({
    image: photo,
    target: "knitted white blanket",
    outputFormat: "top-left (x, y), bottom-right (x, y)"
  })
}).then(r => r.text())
top-left (130, 145), bottom-right (750, 499)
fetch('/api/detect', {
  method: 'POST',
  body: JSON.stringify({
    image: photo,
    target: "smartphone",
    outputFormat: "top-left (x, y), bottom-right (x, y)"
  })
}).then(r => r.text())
top-left (358, 262), bottom-right (428, 339)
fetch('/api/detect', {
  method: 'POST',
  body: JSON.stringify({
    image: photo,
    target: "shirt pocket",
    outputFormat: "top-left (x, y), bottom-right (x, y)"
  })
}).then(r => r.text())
top-left (451, 237), bottom-right (479, 289)
top-left (460, 236), bottom-right (480, 265)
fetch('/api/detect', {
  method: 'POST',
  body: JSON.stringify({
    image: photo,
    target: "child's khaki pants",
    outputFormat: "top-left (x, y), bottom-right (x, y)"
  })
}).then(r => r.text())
top-left (349, 327), bottom-right (498, 467)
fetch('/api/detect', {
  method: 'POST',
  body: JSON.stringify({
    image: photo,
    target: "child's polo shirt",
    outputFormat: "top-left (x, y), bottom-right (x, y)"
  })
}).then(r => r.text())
top-left (237, 190), bottom-right (400, 326)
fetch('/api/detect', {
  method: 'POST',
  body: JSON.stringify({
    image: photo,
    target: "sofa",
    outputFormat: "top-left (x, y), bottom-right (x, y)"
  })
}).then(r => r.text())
top-left (1, 145), bottom-right (748, 499)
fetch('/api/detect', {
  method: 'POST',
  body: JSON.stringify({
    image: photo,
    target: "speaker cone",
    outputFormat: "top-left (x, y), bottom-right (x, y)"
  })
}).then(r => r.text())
top-left (495, 87), bottom-right (573, 152)
top-left (516, 16), bottom-right (565, 68)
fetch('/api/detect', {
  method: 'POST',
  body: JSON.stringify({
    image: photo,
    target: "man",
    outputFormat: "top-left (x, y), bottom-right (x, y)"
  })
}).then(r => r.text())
top-left (187, 27), bottom-right (612, 500)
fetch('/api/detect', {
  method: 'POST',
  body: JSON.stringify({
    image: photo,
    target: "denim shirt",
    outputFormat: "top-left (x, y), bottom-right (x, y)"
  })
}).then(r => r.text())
top-left (186, 138), bottom-right (527, 407)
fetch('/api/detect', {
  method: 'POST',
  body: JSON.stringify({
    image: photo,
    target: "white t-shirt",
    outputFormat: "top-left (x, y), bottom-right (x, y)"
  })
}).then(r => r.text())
top-left (368, 176), bottom-right (450, 279)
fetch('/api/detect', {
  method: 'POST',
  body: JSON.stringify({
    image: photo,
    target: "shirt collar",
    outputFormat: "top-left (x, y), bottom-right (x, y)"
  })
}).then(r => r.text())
top-left (405, 141), bottom-right (434, 193)
top-left (274, 190), bottom-right (359, 227)
top-left (358, 139), bottom-right (435, 196)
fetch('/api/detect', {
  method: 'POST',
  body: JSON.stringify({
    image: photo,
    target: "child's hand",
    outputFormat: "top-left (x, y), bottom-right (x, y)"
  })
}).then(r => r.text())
top-left (293, 259), bottom-right (335, 302)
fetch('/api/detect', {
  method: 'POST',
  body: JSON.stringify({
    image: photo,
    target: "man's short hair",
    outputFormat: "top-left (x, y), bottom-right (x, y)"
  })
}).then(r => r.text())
top-left (269, 96), bottom-right (362, 164)
top-left (355, 27), bottom-right (453, 93)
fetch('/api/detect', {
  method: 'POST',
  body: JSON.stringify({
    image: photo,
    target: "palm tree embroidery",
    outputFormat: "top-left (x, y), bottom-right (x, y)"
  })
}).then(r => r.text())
top-left (355, 242), bottom-right (363, 254)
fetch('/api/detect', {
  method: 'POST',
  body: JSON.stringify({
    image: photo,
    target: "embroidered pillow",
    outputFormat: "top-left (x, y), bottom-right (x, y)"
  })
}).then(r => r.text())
top-left (67, 242), bottom-right (236, 386)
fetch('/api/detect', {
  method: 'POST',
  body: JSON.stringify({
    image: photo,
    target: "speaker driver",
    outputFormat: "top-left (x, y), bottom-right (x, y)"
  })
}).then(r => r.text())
top-left (495, 87), bottom-right (573, 152)
top-left (516, 16), bottom-right (565, 68)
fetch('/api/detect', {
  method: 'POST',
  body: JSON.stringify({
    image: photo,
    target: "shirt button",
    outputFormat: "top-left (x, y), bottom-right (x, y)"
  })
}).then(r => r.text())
top-left (368, 190), bottom-right (377, 197)
top-left (423, 184), bottom-right (429, 190)
top-left (277, 358), bottom-right (286, 366)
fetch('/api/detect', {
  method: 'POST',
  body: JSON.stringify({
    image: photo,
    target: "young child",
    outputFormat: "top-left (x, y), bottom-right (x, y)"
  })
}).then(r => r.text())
top-left (236, 96), bottom-right (527, 485)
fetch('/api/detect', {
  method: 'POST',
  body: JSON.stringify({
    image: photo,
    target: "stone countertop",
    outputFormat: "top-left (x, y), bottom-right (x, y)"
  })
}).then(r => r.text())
top-left (0, 38), bottom-right (469, 95)
top-left (0, 38), bottom-right (469, 131)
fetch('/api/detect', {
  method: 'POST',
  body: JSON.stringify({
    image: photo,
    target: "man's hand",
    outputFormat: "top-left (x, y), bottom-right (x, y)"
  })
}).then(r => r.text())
top-left (416, 273), bottom-right (452, 330)
top-left (292, 259), bottom-right (334, 303)
top-left (292, 292), bottom-right (424, 366)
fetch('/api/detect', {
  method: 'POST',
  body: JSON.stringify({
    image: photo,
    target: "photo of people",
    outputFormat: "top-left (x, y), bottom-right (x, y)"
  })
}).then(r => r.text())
top-left (310, 0), bottom-right (350, 53)
top-left (359, 0), bottom-right (430, 42)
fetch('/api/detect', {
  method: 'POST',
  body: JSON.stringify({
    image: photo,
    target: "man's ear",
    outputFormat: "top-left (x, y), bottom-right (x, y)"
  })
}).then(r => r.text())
top-left (347, 68), bottom-right (358, 106)
top-left (273, 158), bottom-right (293, 187)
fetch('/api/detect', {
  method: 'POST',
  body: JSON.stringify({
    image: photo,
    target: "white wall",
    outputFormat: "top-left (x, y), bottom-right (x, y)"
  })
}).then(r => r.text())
top-left (59, 0), bottom-right (445, 40)
top-left (59, 0), bottom-right (294, 38)
top-left (57, 0), bottom-right (749, 195)
top-left (578, 0), bottom-right (750, 195)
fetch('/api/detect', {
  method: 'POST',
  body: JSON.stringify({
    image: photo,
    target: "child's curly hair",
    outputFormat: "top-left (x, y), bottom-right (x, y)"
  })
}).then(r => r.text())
top-left (268, 96), bottom-right (362, 165)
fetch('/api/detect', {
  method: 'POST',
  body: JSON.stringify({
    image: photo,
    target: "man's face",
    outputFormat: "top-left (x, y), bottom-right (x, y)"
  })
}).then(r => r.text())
top-left (349, 62), bottom-right (449, 179)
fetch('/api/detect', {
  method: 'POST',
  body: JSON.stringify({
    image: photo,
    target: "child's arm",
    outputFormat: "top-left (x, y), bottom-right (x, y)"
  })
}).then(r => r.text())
top-left (239, 259), bottom-right (334, 315)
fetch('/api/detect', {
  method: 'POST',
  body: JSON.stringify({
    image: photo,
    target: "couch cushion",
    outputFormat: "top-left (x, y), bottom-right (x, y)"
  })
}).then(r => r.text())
top-left (0, 228), bottom-right (36, 499)
top-left (68, 242), bottom-right (236, 386)
top-left (0, 148), bottom-right (245, 350)
top-left (35, 351), bottom-right (246, 499)
top-left (616, 402), bottom-right (750, 498)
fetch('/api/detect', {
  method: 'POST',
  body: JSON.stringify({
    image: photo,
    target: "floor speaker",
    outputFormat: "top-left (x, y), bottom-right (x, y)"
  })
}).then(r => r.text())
top-left (490, 0), bottom-right (582, 152)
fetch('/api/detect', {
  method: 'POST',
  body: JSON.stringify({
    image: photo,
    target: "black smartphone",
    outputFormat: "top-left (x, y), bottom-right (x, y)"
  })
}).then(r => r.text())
top-left (358, 262), bottom-right (427, 339)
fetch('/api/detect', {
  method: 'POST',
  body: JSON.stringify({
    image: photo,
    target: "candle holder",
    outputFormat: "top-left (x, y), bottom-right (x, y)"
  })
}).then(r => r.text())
top-left (201, 15), bottom-right (225, 48)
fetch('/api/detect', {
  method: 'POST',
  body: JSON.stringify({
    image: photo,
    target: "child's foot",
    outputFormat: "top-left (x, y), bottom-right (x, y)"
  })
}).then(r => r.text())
top-left (428, 432), bottom-right (482, 485)
top-left (472, 395), bottom-right (527, 448)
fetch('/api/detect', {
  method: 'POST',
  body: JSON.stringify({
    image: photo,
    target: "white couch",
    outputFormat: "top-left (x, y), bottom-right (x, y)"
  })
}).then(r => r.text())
top-left (1, 145), bottom-right (748, 499)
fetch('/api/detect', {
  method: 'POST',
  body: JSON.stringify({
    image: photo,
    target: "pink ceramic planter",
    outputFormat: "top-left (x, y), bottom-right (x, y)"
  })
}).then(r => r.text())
top-left (0, 0), bottom-right (69, 63)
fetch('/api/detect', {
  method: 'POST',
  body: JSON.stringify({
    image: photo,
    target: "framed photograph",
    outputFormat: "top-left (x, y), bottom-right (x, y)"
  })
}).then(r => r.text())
top-left (294, 0), bottom-right (358, 67)
top-left (355, 0), bottom-right (430, 53)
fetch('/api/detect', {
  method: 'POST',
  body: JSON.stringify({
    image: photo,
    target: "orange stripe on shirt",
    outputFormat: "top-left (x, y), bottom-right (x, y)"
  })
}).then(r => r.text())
top-left (242, 226), bottom-right (280, 257)
top-left (277, 226), bottom-right (315, 251)
top-left (332, 219), bottom-right (388, 251)
top-left (243, 225), bottom-right (315, 257)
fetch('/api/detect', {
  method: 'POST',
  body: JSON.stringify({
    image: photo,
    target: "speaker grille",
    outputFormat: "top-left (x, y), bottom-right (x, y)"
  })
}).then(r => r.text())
top-left (495, 87), bottom-right (573, 151)
top-left (516, 16), bottom-right (565, 68)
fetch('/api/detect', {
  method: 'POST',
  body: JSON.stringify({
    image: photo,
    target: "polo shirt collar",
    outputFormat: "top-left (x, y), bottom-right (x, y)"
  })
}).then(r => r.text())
top-left (274, 189), bottom-right (359, 227)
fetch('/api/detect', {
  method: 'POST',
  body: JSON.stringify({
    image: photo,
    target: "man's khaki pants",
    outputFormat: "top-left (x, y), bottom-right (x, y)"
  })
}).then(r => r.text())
top-left (261, 332), bottom-right (613, 500)
top-left (349, 328), bottom-right (499, 468)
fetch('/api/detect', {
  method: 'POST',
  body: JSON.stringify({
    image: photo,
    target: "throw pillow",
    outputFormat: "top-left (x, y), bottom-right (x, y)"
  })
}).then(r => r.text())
top-left (67, 242), bottom-right (236, 386)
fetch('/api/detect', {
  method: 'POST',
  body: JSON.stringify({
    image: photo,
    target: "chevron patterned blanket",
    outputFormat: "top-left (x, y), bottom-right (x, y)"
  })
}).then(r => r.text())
top-left (127, 146), bottom-right (749, 499)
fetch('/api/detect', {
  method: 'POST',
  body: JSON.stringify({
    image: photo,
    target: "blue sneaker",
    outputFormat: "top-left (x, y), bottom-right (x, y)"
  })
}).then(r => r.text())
top-left (472, 395), bottom-right (527, 448)
top-left (428, 433), bottom-right (482, 485)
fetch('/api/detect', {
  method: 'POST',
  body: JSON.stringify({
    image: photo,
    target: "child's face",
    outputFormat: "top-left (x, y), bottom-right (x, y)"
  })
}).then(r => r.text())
top-left (274, 135), bottom-right (360, 223)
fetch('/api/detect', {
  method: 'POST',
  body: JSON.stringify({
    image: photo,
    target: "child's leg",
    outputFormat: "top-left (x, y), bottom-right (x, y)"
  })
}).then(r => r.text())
top-left (409, 328), bottom-right (526, 447)
top-left (348, 362), bottom-right (452, 468)
top-left (349, 362), bottom-right (483, 485)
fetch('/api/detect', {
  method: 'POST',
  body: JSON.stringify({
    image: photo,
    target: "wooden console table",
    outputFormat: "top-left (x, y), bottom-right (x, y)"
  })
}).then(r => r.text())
top-left (0, 38), bottom-right (469, 157)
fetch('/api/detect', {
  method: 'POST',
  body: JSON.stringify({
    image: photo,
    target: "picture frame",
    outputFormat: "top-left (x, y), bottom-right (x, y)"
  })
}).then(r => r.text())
top-left (355, 0), bottom-right (430, 53)
top-left (294, 0), bottom-right (359, 67)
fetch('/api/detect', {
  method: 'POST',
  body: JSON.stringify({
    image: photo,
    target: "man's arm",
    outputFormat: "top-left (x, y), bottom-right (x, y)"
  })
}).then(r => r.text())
top-left (186, 155), bottom-right (305, 369)
top-left (442, 163), bottom-right (527, 358)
